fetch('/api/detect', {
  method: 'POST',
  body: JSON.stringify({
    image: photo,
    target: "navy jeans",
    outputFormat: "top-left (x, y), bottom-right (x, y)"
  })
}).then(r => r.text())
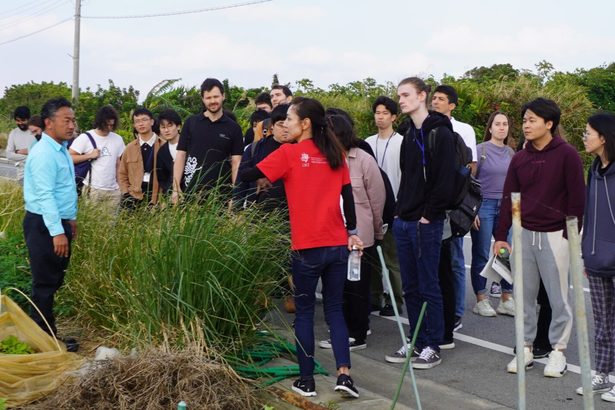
top-left (450, 236), bottom-right (466, 317)
top-left (292, 245), bottom-right (351, 378)
top-left (393, 218), bottom-right (444, 351)
top-left (469, 198), bottom-right (513, 295)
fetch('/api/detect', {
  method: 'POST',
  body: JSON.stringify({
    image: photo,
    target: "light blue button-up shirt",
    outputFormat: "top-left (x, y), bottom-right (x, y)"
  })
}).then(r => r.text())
top-left (23, 133), bottom-right (77, 236)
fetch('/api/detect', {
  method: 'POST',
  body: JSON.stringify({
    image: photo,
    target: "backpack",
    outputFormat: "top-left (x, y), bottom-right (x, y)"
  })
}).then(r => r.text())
top-left (427, 127), bottom-right (482, 237)
top-left (69, 132), bottom-right (97, 195)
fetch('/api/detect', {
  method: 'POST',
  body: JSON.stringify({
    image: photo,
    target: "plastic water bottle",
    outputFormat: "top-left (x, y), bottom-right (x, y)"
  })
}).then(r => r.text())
top-left (177, 401), bottom-right (187, 410)
top-left (347, 247), bottom-right (361, 281)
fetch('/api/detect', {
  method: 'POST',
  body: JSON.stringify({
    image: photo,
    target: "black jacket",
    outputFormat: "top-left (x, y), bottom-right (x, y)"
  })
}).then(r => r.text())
top-left (396, 111), bottom-right (456, 221)
top-left (156, 142), bottom-right (174, 193)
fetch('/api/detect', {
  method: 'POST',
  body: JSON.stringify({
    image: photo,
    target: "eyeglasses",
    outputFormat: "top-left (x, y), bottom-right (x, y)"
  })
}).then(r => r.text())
top-left (134, 118), bottom-right (152, 124)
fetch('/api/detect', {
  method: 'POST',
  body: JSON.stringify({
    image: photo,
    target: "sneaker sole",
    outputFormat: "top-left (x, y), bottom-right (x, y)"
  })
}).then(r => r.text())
top-left (334, 385), bottom-right (359, 398)
top-left (544, 365), bottom-right (567, 378)
top-left (349, 344), bottom-right (367, 352)
top-left (439, 342), bottom-right (455, 350)
top-left (507, 361), bottom-right (534, 373)
top-left (291, 386), bottom-right (317, 397)
top-left (385, 355), bottom-right (407, 363)
top-left (576, 386), bottom-right (611, 395)
top-left (412, 358), bottom-right (442, 369)
top-left (473, 308), bottom-right (497, 317)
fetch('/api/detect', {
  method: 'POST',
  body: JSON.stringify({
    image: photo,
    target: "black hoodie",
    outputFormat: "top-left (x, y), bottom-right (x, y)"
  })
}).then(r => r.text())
top-left (396, 111), bottom-right (456, 221)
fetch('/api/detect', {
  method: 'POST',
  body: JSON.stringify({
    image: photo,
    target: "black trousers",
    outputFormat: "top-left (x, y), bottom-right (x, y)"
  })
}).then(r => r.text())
top-left (438, 238), bottom-right (457, 344)
top-left (343, 245), bottom-right (375, 342)
top-left (535, 279), bottom-right (552, 349)
top-left (23, 212), bottom-right (72, 335)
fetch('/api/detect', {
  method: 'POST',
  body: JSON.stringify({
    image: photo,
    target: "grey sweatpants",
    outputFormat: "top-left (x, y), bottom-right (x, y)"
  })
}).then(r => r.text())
top-left (512, 228), bottom-right (573, 350)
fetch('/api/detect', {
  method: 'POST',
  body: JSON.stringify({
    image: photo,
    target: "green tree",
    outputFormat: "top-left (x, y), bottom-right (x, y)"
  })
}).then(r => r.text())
top-left (0, 81), bottom-right (71, 122)
top-left (463, 63), bottom-right (520, 83)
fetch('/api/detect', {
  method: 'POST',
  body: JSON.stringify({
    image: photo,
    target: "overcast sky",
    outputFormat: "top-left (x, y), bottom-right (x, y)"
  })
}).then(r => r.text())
top-left (1, 0), bottom-right (614, 97)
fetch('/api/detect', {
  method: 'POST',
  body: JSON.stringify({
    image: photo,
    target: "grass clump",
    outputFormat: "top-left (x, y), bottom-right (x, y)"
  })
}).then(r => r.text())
top-left (66, 192), bottom-right (290, 351)
top-left (19, 344), bottom-right (262, 410)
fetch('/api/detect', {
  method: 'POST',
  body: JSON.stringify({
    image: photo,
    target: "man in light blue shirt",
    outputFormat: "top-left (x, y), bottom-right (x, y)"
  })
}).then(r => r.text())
top-left (23, 97), bottom-right (78, 343)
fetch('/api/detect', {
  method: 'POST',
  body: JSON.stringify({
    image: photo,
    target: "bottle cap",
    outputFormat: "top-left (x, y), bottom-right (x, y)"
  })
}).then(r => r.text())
top-left (499, 248), bottom-right (506, 254)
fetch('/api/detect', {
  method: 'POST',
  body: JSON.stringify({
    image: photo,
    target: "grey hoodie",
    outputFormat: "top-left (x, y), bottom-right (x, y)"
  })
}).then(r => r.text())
top-left (582, 157), bottom-right (615, 277)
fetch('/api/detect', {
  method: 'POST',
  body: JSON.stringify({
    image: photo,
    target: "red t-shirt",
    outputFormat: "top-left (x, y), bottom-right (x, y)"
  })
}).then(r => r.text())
top-left (257, 139), bottom-right (350, 250)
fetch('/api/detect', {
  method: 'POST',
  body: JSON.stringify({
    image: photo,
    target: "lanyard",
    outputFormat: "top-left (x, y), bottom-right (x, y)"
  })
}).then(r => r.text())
top-left (375, 131), bottom-right (396, 168)
top-left (414, 128), bottom-right (427, 181)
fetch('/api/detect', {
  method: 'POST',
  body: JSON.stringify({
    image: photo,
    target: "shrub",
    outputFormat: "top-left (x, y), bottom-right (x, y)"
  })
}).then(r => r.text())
top-left (65, 193), bottom-right (290, 351)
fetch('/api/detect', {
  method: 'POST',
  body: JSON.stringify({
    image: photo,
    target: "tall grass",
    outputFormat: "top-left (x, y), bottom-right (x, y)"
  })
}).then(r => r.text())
top-left (66, 193), bottom-right (290, 352)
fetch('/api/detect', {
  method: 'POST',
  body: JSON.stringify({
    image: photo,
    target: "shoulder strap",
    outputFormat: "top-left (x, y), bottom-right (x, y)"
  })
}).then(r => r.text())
top-left (85, 132), bottom-right (97, 149)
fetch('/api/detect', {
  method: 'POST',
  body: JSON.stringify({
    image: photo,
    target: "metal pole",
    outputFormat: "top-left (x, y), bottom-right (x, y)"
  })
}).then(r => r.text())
top-left (511, 192), bottom-right (526, 410)
top-left (377, 246), bottom-right (422, 410)
top-left (567, 216), bottom-right (594, 409)
top-left (71, 0), bottom-right (81, 102)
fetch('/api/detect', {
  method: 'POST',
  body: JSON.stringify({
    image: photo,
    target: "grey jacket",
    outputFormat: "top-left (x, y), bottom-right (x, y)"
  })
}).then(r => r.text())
top-left (582, 157), bottom-right (615, 277)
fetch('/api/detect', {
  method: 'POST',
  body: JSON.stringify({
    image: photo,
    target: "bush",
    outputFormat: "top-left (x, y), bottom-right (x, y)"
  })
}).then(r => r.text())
top-left (65, 193), bottom-right (290, 351)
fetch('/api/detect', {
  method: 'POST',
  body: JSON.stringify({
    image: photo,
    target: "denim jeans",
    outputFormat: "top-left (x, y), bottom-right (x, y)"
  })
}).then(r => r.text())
top-left (292, 245), bottom-right (351, 377)
top-left (450, 236), bottom-right (466, 317)
top-left (469, 198), bottom-right (512, 295)
top-left (393, 218), bottom-right (444, 350)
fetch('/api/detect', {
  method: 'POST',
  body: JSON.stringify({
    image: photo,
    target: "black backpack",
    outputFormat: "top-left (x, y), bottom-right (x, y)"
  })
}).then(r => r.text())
top-left (427, 127), bottom-right (482, 237)
top-left (68, 132), bottom-right (97, 195)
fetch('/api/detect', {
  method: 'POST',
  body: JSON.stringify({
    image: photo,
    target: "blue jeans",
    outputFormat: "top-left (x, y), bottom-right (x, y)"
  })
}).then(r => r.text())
top-left (393, 218), bottom-right (444, 350)
top-left (470, 198), bottom-right (513, 295)
top-left (292, 245), bottom-right (351, 377)
top-left (450, 236), bottom-right (465, 317)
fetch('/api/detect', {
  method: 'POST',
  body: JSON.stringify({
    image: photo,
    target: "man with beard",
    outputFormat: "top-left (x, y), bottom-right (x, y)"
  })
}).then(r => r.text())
top-left (6, 106), bottom-right (37, 162)
top-left (172, 78), bottom-right (243, 203)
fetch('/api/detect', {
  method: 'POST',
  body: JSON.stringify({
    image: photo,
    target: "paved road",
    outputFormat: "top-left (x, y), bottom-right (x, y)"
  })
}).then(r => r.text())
top-left (272, 236), bottom-right (608, 409)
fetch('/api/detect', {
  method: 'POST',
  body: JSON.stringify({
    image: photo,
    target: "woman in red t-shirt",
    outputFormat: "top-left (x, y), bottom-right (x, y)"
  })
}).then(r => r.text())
top-left (240, 97), bottom-right (363, 398)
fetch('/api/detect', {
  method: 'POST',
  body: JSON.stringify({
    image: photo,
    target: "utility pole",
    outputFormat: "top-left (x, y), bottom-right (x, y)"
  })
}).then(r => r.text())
top-left (71, 0), bottom-right (81, 102)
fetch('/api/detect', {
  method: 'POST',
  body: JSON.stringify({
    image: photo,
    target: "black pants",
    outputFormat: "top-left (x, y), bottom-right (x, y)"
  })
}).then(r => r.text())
top-left (535, 279), bottom-right (552, 349)
top-left (438, 238), bottom-right (457, 344)
top-left (23, 212), bottom-right (72, 335)
top-left (343, 245), bottom-right (375, 342)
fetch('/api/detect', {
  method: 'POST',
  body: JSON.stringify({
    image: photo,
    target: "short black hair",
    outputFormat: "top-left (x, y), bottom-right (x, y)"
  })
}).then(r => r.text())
top-left (14, 105), bottom-right (30, 120)
top-left (270, 103), bottom-right (289, 125)
top-left (271, 85), bottom-right (292, 97)
top-left (372, 96), bottom-right (398, 116)
top-left (521, 98), bottom-right (561, 134)
top-left (588, 112), bottom-right (615, 163)
top-left (41, 97), bottom-right (71, 130)
top-left (249, 109), bottom-right (270, 126)
top-left (93, 105), bottom-right (119, 131)
top-left (434, 85), bottom-right (458, 105)
top-left (255, 92), bottom-right (272, 107)
top-left (157, 108), bottom-right (182, 126)
top-left (200, 78), bottom-right (224, 96)
top-left (133, 107), bottom-right (154, 119)
top-left (325, 107), bottom-right (355, 128)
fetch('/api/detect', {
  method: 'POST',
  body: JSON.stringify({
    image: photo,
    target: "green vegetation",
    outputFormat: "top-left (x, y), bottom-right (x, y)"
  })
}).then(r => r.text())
top-left (0, 335), bottom-right (34, 355)
top-left (64, 193), bottom-right (290, 351)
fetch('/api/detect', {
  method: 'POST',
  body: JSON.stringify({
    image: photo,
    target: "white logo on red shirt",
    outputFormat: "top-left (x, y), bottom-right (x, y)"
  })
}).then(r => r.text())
top-left (301, 153), bottom-right (309, 167)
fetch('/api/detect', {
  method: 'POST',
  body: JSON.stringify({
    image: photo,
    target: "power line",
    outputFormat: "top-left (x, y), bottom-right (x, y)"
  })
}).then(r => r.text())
top-left (0, 17), bottom-right (72, 47)
top-left (0, 0), bottom-right (70, 33)
top-left (82, 0), bottom-right (271, 20)
top-left (0, 0), bottom-right (63, 20)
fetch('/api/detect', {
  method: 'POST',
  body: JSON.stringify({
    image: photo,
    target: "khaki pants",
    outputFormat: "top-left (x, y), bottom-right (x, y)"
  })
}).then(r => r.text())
top-left (83, 187), bottom-right (122, 214)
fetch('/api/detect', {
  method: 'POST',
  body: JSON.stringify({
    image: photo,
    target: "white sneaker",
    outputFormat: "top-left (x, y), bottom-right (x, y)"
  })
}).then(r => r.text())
top-left (576, 372), bottom-right (611, 395)
top-left (473, 299), bottom-right (497, 317)
top-left (602, 386), bottom-right (615, 402)
top-left (318, 337), bottom-right (355, 349)
top-left (544, 350), bottom-right (567, 378)
top-left (496, 298), bottom-right (515, 317)
top-left (507, 347), bottom-right (534, 373)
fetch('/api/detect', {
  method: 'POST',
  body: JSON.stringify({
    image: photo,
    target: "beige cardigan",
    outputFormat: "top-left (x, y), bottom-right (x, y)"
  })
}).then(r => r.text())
top-left (118, 137), bottom-right (162, 204)
top-left (348, 147), bottom-right (386, 247)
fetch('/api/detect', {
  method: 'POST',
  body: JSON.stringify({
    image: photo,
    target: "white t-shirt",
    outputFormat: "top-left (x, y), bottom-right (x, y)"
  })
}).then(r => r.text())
top-left (70, 129), bottom-right (125, 190)
top-left (451, 117), bottom-right (477, 161)
top-left (365, 131), bottom-right (403, 199)
top-left (168, 141), bottom-right (178, 161)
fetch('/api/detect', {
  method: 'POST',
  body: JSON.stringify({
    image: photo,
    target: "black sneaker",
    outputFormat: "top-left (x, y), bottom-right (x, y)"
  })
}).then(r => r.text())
top-left (380, 304), bottom-right (395, 316)
top-left (334, 374), bottom-right (359, 398)
top-left (292, 377), bottom-right (317, 397)
top-left (349, 340), bottom-right (367, 351)
top-left (453, 316), bottom-right (463, 331)
top-left (412, 346), bottom-right (442, 369)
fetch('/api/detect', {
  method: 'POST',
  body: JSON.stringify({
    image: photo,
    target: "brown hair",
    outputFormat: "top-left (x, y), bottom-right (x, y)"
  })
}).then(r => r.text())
top-left (398, 77), bottom-right (431, 108)
top-left (484, 111), bottom-right (512, 145)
